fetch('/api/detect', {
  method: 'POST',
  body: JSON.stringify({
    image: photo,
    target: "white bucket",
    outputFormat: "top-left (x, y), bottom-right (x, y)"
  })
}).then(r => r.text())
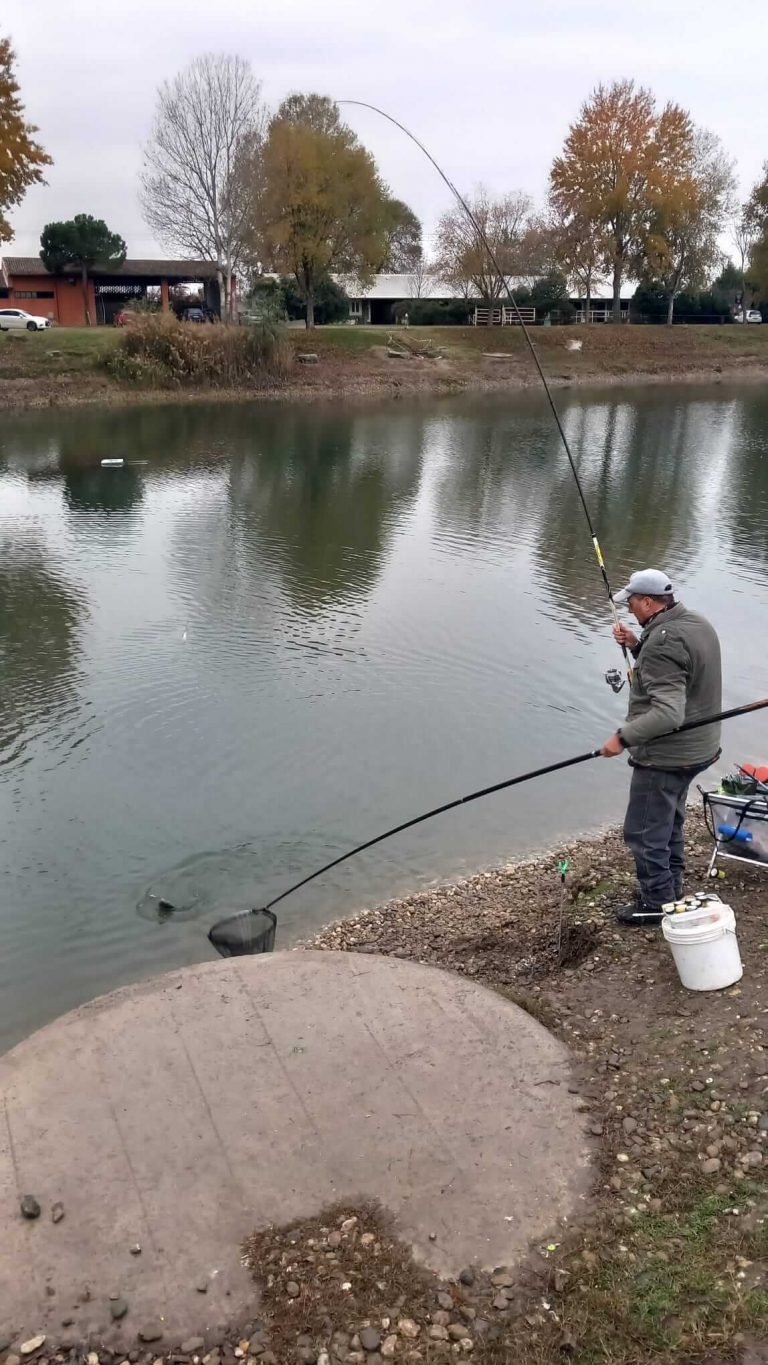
top-left (662, 900), bottom-right (742, 992)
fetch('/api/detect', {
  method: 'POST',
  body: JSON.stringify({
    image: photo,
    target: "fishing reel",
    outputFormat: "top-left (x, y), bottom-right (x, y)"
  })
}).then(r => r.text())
top-left (605, 667), bottom-right (625, 694)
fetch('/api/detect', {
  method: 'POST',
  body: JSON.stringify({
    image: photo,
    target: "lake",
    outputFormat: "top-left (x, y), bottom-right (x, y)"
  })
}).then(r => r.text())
top-left (2, 384), bottom-right (768, 1051)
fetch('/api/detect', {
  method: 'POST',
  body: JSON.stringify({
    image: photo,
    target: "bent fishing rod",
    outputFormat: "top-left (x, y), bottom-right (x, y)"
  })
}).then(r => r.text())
top-left (237, 696), bottom-right (767, 921)
top-left (340, 98), bottom-right (632, 689)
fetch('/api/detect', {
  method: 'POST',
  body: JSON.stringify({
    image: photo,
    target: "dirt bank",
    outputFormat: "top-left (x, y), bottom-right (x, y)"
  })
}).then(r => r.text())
top-left (2, 324), bottom-right (768, 412)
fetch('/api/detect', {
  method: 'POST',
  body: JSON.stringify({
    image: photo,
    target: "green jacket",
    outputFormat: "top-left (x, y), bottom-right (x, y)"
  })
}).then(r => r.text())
top-left (618, 602), bottom-right (722, 770)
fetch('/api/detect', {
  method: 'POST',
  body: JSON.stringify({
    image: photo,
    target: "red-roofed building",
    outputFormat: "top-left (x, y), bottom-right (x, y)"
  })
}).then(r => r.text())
top-left (0, 256), bottom-right (224, 326)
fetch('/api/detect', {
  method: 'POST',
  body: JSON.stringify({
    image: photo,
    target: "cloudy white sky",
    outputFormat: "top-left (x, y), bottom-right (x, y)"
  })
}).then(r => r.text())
top-left (4, 0), bottom-right (766, 260)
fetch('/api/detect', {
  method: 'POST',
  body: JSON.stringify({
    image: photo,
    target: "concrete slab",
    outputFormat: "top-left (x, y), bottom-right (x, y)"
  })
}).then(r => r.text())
top-left (0, 950), bottom-right (591, 1345)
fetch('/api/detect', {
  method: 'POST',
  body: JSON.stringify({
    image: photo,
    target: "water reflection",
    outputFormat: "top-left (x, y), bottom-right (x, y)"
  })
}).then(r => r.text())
top-left (0, 535), bottom-right (85, 774)
top-left (720, 390), bottom-right (768, 572)
top-left (1, 386), bottom-right (768, 1054)
top-left (227, 406), bottom-right (424, 611)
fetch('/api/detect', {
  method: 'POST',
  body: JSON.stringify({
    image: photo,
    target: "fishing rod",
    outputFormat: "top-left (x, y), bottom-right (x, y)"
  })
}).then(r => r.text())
top-left (204, 697), bottom-right (768, 952)
top-left (340, 98), bottom-right (632, 690)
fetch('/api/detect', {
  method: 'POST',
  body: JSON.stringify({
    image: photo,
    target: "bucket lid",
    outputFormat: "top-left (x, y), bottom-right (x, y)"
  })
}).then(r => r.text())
top-left (662, 902), bottom-right (734, 941)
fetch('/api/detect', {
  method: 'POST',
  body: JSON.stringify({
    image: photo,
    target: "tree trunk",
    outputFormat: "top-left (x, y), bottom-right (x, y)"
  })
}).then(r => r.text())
top-left (81, 264), bottom-right (91, 326)
top-left (584, 282), bottom-right (592, 325)
top-left (306, 292), bottom-right (315, 329)
top-left (666, 293), bottom-right (675, 326)
top-left (611, 254), bottom-right (623, 323)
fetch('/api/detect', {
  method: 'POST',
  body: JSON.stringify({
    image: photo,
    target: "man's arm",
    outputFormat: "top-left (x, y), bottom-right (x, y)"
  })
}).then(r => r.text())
top-left (619, 639), bottom-right (689, 748)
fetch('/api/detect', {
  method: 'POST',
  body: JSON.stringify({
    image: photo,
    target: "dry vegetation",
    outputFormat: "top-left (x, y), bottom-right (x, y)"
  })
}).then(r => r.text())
top-left (106, 315), bottom-right (292, 388)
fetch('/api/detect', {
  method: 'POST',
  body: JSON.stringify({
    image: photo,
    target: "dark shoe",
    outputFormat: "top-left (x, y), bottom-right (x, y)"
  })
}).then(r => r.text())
top-left (615, 899), bottom-right (664, 927)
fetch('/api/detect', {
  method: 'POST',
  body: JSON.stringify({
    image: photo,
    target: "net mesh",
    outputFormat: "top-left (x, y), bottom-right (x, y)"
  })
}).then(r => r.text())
top-left (208, 908), bottom-right (277, 958)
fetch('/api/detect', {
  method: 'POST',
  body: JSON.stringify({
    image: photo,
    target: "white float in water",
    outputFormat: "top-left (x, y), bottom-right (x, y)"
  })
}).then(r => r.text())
top-left (100, 458), bottom-right (124, 468)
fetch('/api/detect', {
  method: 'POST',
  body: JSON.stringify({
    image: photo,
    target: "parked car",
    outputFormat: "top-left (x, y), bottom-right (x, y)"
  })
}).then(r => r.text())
top-left (0, 308), bottom-right (49, 332)
top-left (734, 309), bottom-right (763, 324)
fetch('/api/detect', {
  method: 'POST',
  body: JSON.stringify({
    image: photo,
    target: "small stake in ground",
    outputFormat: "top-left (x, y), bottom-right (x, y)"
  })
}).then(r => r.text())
top-left (556, 858), bottom-right (570, 966)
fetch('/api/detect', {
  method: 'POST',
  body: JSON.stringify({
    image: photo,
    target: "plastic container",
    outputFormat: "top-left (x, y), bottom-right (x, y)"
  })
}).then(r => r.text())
top-left (661, 898), bottom-right (742, 992)
top-left (707, 792), bottom-right (768, 862)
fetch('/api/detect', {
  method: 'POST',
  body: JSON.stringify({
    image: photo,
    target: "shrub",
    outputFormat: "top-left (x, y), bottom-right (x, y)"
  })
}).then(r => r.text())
top-left (107, 315), bottom-right (292, 389)
top-left (393, 298), bottom-right (472, 325)
top-left (280, 275), bottom-right (350, 325)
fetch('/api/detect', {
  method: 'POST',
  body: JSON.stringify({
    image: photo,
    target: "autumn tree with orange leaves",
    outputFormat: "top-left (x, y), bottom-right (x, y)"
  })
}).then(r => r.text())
top-left (0, 38), bottom-right (50, 243)
top-left (642, 129), bottom-right (735, 324)
top-left (550, 80), bottom-right (695, 321)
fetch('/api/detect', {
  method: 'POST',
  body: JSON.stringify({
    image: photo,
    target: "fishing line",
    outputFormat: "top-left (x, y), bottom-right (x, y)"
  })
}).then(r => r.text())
top-left (340, 98), bottom-right (632, 686)
top-left (204, 697), bottom-right (768, 952)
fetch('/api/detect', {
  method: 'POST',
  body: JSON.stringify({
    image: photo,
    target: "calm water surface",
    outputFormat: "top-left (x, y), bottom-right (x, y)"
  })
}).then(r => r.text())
top-left (1, 386), bottom-right (768, 1050)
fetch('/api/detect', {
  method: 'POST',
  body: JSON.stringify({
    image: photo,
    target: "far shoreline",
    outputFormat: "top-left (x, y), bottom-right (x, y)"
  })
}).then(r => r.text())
top-left (2, 321), bottom-right (768, 413)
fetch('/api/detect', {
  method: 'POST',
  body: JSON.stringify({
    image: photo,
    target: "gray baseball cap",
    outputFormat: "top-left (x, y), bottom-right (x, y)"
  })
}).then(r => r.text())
top-left (613, 568), bottom-right (673, 605)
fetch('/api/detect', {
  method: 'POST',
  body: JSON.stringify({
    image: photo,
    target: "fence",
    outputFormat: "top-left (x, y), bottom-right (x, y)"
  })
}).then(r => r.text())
top-left (472, 305), bottom-right (536, 326)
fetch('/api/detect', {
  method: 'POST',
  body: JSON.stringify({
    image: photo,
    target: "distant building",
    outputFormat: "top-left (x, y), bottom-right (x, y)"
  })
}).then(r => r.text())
top-left (0, 256), bottom-right (225, 326)
top-left (334, 272), bottom-right (462, 324)
top-left (336, 272), bottom-right (632, 325)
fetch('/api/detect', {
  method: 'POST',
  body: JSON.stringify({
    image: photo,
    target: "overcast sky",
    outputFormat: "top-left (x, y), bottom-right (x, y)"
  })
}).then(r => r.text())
top-left (4, 0), bottom-right (766, 260)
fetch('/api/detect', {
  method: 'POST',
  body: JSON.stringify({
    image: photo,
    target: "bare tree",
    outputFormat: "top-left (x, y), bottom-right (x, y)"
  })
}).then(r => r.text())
top-left (140, 54), bottom-right (266, 319)
top-left (732, 216), bottom-right (758, 315)
top-left (434, 186), bottom-right (532, 322)
top-left (408, 252), bottom-right (432, 300)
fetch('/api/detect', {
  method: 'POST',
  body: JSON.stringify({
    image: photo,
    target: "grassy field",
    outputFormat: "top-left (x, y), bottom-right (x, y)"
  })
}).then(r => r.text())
top-left (2, 321), bottom-right (768, 407)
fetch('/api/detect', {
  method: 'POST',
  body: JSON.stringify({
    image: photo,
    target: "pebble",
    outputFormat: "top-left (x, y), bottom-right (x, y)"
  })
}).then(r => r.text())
top-left (458, 1269), bottom-right (475, 1287)
top-left (491, 1294), bottom-right (508, 1311)
top-left (428, 1326), bottom-right (449, 1342)
top-left (20, 1339), bottom-right (46, 1356)
top-left (360, 1329), bottom-right (380, 1353)
top-left (447, 1325), bottom-right (467, 1342)
top-left (182, 1341), bottom-right (205, 1355)
top-left (490, 1267), bottom-right (514, 1288)
top-left (397, 1320), bottom-right (419, 1340)
top-left (138, 1326), bottom-right (164, 1344)
top-left (87, 1354), bottom-right (99, 1365)
top-left (196, 1280), bottom-right (209, 1294)
top-left (286, 1282), bottom-right (300, 1298)
top-left (6, 1356), bottom-right (21, 1365)
top-left (129, 1244), bottom-right (142, 1256)
top-left (381, 1336), bottom-right (398, 1359)
top-left (110, 1298), bottom-right (129, 1321)
top-left (702, 1157), bottom-right (721, 1174)
top-left (437, 1293), bottom-right (454, 1311)
top-left (20, 1195), bottom-right (41, 1220)
top-left (51, 1201), bottom-right (65, 1224)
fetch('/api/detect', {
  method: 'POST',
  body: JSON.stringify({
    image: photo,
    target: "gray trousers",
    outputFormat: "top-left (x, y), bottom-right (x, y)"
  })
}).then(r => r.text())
top-left (623, 763), bottom-right (705, 907)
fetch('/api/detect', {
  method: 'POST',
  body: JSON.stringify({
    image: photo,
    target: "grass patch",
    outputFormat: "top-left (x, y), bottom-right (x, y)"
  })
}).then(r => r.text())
top-left (0, 325), bottom-right (117, 378)
top-left (554, 1190), bottom-right (768, 1364)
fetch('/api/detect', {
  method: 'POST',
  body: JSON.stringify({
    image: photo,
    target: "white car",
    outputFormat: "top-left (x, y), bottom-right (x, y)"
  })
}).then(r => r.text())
top-left (0, 307), bottom-right (49, 332)
top-left (735, 309), bottom-right (763, 324)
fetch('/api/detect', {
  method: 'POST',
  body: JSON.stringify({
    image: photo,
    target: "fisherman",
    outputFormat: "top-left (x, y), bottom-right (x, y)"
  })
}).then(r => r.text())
top-left (600, 569), bottom-right (722, 926)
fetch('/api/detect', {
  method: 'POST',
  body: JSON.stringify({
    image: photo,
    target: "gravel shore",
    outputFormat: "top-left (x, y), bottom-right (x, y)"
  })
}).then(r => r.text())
top-left (4, 812), bottom-right (768, 1365)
